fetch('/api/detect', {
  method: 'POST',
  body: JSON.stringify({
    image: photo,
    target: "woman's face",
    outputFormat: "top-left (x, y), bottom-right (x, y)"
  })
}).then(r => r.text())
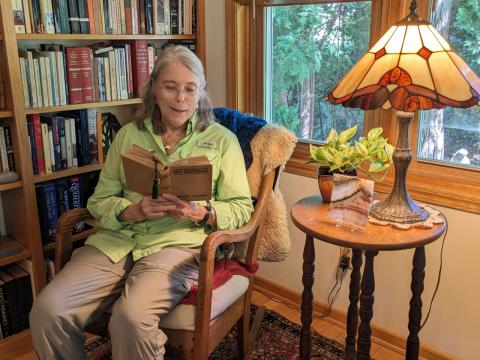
top-left (153, 61), bottom-right (201, 131)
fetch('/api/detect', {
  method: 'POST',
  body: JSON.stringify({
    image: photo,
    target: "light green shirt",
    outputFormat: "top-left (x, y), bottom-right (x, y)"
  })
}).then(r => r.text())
top-left (86, 113), bottom-right (254, 263)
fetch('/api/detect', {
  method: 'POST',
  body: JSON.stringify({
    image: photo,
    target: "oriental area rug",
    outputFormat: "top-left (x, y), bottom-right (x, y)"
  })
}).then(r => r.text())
top-left (85, 307), bottom-right (344, 359)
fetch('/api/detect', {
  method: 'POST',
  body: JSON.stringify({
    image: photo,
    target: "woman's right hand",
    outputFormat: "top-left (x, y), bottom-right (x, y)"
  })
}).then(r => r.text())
top-left (118, 196), bottom-right (177, 223)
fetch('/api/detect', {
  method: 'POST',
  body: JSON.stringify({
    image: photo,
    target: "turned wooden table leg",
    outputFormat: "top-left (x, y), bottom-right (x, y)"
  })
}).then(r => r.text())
top-left (345, 248), bottom-right (362, 360)
top-left (300, 235), bottom-right (316, 360)
top-left (406, 246), bottom-right (426, 360)
top-left (357, 250), bottom-right (378, 360)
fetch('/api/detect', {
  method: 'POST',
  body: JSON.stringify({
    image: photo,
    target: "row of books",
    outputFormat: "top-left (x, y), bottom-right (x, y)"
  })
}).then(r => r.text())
top-left (12, 0), bottom-right (195, 35)
top-left (19, 40), bottom-right (150, 108)
top-left (0, 260), bottom-right (33, 339)
top-left (27, 110), bottom-right (121, 175)
top-left (36, 172), bottom-right (99, 244)
top-left (0, 126), bottom-right (16, 173)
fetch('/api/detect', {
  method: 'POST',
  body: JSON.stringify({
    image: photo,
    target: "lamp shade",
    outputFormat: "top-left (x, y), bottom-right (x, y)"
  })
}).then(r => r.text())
top-left (326, 6), bottom-right (480, 112)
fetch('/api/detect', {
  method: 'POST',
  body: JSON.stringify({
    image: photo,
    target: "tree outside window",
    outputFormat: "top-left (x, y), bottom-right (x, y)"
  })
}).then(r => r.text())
top-left (265, 1), bottom-right (371, 143)
top-left (417, 0), bottom-right (480, 169)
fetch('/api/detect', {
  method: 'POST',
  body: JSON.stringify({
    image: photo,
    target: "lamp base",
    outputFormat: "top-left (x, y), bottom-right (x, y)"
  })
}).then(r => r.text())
top-left (369, 193), bottom-right (429, 224)
top-left (369, 111), bottom-right (429, 224)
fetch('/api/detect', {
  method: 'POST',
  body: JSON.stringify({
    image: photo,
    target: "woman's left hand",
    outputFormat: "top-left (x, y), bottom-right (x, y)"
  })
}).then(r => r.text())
top-left (161, 193), bottom-right (207, 223)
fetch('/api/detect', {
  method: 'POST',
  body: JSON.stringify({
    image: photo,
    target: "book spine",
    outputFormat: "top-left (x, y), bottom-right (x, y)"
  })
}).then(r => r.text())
top-left (0, 127), bottom-right (9, 172)
top-left (57, 0), bottom-right (71, 33)
top-left (170, 0), bottom-right (178, 35)
top-left (77, 0), bottom-right (90, 33)
top-left (43, 182), bottom-right (58, 243)
top-left (64, 117), bottom-right (73, 168)
top-left (87, 109), bottom-right (98, 163)
top-left (58, 117), bottom-right (67, 169)
top-left (131, 40), bottom-right (149, 97)
top-left (33, 58), bottom-right (44, 107)
top-left (125, 0), bottom-right (133, 34)
top-left (131, 0), bottom-right (139, 34)
top-left (145, 0), bottom-right (153, 34)
top-left (79, 48), bottom-right (93, 103)
top-left (139, 0), bottom-right (145, 34)
top-left (41, 123), bottom-right (52, 174)
top-left (35, 184), bottom-right (49, 244)
top-left (67, 0), bottom-right (81, 33)
top-left (69, 117), bottom-right (78, 167)
top-left (51, 0), bottom-right (63, 33)
top-left (12, 0), bottom-right (26, 34)
top-left (32, 114), bottom-right (46, 174)
top-left (4, 127), bottom-right (17, 172)
top-left (31, 0), bottom-right (43, 33)
top-left (40, 0), bottom-right (56, 34)
top-left (56, 48), bottom-right (68, 105)
top-left (54, 178), bottom-right (70, 216)
top-left (69, 176), bottom-right (84, 232)
top-left (22, 0), bottom-right (32, 33)
top-left (65, 48), bottom-right (83, 104)
top-left (4, 278), bottom-right (23, 333)
top-left (96, 112), bottom-right (104, 163)
top-left (86, 0), bottom-right (96, 33)
top-left (27, 118), bottom-right (39, 175)
top-left (0, 284), bottom-right (12, 337)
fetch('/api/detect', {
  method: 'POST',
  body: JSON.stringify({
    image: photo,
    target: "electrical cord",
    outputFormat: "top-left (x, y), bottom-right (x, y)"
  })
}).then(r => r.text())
top-left (420, 223), bottom-right (448, 331)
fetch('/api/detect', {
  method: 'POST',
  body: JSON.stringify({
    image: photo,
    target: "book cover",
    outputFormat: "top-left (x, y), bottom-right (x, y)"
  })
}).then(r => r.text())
top-left (0, 277), bottom-right (12, 337)
top-left (3, 126), bottom-right (17, 172)
top-left (65, 48), bottom-right (83, 104)
top-left (122, 144), bottom-right (212, 201)
top-left (0, 270), bottom-right (23, 334)
top-left (55, 178), bottom-right (70, 216)
top-left (130, 40), bottom-right (149, 97)
top-left (4, 264), bottom-right (33, 330)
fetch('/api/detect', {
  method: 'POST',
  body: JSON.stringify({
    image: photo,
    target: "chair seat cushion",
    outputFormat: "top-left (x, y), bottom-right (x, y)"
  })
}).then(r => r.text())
top-left (161, 275), bottom-right (249, 331)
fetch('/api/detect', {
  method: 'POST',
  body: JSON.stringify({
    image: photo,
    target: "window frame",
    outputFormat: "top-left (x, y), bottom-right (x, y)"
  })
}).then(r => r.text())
top-left (226, 0), bottom-right (480, 214)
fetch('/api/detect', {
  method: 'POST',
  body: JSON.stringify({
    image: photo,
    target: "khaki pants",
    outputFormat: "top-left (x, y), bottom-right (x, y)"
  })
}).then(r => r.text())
top-left (30, 245), bottom-right (199, 360)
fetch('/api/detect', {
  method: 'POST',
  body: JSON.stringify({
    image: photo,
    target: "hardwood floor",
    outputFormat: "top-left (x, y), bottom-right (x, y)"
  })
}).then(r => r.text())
top-left (9, 290), bottom-right (406, 359)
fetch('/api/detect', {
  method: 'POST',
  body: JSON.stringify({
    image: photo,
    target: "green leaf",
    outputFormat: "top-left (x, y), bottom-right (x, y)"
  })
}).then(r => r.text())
top-left (367, 127), bottom-right (383, 141)
top-left (355, 141), bottom-right (368, 157)
top-left (368, 160), bottom-right (387, 173)
top-left (338, 125), bottom-right (358, 144)
top-left (326, 128), bottom-right (338, 144)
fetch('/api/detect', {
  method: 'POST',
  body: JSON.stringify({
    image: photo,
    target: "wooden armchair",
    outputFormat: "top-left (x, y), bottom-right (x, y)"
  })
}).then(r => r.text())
top-left (54, 166), bottom-right (278, 359)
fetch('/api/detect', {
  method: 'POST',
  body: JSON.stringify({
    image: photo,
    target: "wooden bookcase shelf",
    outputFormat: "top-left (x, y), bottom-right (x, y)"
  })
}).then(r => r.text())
top-left (0, 237), bottom-right (30, 267)
top-left (0, 0), bottom-right (206, 348)
top-left (25, 98), bottom-right (142, 115)
top-left (0, 110), bottom-right (13, 118)
top-left (34, 163), bottom-right (104, 184)
top-left (0, 180), bottom-right (22, 191)
top-left (17, 34), bottom-right (197, 41)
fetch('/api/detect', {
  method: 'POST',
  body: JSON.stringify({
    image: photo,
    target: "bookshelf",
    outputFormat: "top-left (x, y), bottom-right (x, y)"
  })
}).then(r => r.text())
top-left (0, 0), bottom-right (205, 346)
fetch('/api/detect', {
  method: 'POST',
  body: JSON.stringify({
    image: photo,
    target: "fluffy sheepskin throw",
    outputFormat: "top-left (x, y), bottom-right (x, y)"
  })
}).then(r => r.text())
top-left (234, 124), bottom-right (297, 262)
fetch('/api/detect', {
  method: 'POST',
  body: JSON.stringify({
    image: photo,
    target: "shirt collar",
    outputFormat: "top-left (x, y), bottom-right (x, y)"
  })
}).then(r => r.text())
top-left (145, 111), bottom-right (199, 135)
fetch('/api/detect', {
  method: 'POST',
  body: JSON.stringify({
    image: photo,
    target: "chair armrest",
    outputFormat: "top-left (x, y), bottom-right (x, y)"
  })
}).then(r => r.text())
top-left (54, 208), bottom-right (97, 273)
top-left (194, 168), bottom-right (277, 343)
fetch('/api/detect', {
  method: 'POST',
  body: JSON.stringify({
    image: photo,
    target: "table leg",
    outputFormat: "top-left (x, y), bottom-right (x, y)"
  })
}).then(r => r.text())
top-left (345, 249), bottom-right (362, 360)
top-left (406, 246), bottom-right (426, 360)
top-left (300, 235), bottom-right (315, 360)
top-left (357, 250), bottom-right (378, 360)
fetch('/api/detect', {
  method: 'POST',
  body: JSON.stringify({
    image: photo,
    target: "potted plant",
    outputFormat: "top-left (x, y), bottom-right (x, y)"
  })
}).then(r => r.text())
top-left (307, 125), bottom-right (394, 202)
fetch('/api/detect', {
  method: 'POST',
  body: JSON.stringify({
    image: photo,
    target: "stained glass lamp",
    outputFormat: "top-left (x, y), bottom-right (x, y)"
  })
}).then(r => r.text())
top-left (326, 0), bottom-right (480, 223)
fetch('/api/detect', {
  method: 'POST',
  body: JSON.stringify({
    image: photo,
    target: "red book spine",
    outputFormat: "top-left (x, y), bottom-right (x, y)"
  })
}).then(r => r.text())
top-left (79, 48), bottom-right (94, 103)
top-left (125, 0), bottom-right (133, 34)
top-left (31, 113), bottom-right (45, 174)
top-left (131, 40), bottom-right (149, 97)
top-left (139, 0), bottom-right (146, 34)
top-left (65, 48), bottom-right (83, 104)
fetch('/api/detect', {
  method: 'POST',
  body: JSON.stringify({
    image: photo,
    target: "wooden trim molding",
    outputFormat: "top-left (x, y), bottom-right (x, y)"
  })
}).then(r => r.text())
top-left (253, 275), bottom-right (455, 360)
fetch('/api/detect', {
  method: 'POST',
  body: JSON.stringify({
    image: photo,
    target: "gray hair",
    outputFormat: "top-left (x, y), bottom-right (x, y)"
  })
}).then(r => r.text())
top-left (134, 45), bottom-right (215, 134)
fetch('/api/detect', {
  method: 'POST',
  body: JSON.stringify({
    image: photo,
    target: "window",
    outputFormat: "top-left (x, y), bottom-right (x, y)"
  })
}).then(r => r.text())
top-left (227, 0), bottom-right (480, 213)
top-left (417, 0), bottom-right (480, 170)
top-left (264, 1), bottom-right (372, 143)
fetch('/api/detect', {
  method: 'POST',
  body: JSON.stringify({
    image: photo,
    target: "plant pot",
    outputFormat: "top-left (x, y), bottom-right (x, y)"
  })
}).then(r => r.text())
top-left (317, 166), bottom-right (334, 203)
top-left (317, 166), bottom-right (357, 203)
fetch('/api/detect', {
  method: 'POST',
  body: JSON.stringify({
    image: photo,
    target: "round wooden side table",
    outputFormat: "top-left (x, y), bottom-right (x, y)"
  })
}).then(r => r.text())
top-left (290, 195), bottom-right (446, 360)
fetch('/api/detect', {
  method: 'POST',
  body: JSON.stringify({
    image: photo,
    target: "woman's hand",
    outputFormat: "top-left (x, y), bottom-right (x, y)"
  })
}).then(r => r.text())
top-left (161, 193), bottom-right (207, 223)
top-left (118, 196), bottom-right (178, 223)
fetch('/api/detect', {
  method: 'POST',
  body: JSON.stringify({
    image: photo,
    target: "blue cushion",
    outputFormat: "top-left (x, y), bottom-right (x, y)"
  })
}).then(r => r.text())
top-left (213, 108), bottom-right (267, 169)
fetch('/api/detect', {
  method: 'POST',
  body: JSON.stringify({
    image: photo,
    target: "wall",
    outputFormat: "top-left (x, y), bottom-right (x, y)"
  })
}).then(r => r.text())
top-left (205, 0), bottom-right (227, 107)
top-left (257, 173), bottom-right (480, 359)
top-left (203, 2), bottom-right (480, 359)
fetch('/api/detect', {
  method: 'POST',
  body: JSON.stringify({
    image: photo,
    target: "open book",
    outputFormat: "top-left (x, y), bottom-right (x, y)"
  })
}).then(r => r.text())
top-left (122, 144), bottom-right (212, 201)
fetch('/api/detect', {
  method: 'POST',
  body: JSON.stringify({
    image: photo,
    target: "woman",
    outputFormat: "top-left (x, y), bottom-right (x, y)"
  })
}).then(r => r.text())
top-left (30, 46), bottom-right (253, 360)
